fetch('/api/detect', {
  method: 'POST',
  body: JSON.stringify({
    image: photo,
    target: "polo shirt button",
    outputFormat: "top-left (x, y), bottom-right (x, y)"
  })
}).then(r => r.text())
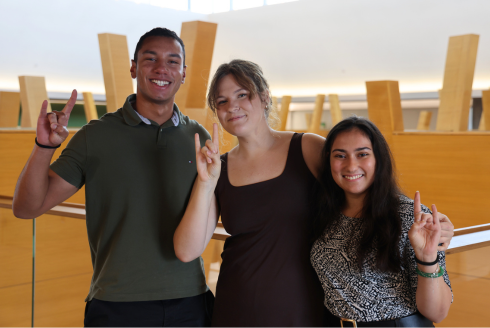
top-left (160, 129), bottom-right (163, 132)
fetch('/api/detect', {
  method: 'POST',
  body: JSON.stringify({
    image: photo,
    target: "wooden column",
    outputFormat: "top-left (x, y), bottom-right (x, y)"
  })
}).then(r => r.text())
top-left (98, 33), bottom-right (134, 113)
top-left (479, 90), bottom-right (490, 130)
top-left (18, 76), bottom-right (51, 128)
top-left (307, 94), bottom-right (325, 134)
top-left (365, 81), bottom-right (404, 147)
top-left (175, 21), bottom-right (218, 124)
top-left (437, 34), bottom-right (479, 131)
top-left (278, 96), bottom-right (292, 131)
top-left (0, 92), bottom-right (21, 127)
top-left (82, 92), bottom-right (98, 122)
top-left (329, 94), bottom-right (342, 126)
top-left (416, 111), bottom-right (432, 130)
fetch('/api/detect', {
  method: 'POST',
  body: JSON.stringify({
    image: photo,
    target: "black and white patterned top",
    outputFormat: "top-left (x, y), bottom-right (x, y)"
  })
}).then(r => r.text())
top-left (310, 195), bottom-right (452, 322)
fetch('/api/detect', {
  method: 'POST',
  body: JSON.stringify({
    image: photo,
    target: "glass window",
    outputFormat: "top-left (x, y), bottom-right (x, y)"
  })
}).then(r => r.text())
top-left (148, 0), bottom-right (188, 10)
top-left (266, 0), bottom-right (298, 4)
top-left (191, 0), bottom-right (230, 14)
top-left (232, 0), bottom-right (264, 10)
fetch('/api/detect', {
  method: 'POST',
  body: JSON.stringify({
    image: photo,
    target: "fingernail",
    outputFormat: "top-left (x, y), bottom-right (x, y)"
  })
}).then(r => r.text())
top-left (51, 124), bottom-right (57, 129)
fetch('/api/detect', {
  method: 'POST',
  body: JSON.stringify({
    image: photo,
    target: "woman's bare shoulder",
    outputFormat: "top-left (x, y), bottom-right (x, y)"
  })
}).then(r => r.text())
top-left (302, 133), bottom-right (326, 179)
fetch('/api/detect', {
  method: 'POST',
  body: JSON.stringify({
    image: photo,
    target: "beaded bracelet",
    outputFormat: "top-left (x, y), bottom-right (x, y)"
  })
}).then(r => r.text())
top-left (416, 265), bottom-right (444, 278)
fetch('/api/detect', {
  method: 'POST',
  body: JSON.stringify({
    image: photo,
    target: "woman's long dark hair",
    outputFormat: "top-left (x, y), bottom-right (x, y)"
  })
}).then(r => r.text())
top-left (312, 116), bottom-right (403, 273)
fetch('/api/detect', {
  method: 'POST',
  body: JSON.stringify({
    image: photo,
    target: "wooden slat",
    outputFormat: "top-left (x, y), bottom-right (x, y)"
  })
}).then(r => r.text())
top-left (454, 223), bottom-right (490, 236)
top-left (365, 80), bottom-right (404, 148)
top-left (437, 34), bottom-right (479, 131)
top-left (175, 21), bottom-right (218, 119)
top-left (307, 94), bottom-right (325, 134)
top-left (98, 33), bottom-right (134, 113)
top-left (278, 96), bottom-right (292, 131)
top-left (18, 76), bottom-right (51, 128)
top-left (0, 91), bottom-right (21, 127)
top-left (479, 89), bottom-right (490, 131)
top-left (328, 94), bottom-right (342, 126)
top-left (82, 92), bottom-right (98, 122)
top-left (416, 110), bottom-right (432, 130)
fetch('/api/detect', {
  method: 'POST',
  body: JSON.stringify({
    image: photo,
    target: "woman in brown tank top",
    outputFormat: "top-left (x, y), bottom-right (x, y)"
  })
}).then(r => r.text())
top-left (173, 60), bottom-right (326, 326)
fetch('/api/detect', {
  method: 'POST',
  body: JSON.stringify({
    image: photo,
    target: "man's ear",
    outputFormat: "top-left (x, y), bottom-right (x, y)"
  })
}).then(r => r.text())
top-left (181, 65), bottom-right (187, 84)
top-left (130, 60), bottom-right (137, 79)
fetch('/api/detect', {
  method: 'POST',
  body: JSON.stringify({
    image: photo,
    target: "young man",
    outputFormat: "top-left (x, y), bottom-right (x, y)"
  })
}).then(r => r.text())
top-left (13, 28), bottom-right (213, 327)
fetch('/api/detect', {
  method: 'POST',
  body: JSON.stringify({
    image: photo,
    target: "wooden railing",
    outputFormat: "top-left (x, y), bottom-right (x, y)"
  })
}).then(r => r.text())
top-left (2, 195), bottom-right (489, 251)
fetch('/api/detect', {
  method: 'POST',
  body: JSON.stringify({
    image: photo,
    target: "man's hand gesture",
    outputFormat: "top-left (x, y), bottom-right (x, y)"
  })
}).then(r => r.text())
top-left (195, 123), bottom-right (221, 184)
top-left (36, 89), bottom-right (77, 147)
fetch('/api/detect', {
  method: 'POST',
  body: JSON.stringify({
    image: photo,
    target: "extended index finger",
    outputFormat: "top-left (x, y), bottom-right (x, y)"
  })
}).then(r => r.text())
top-left (414, 191), bottom-right (422, 219)
top-left (194, 133), bottom-right (201, 155)
top-left (212, 123), bottom-right (219, 150)
top-left (62, 89), bottom-right (78, 116)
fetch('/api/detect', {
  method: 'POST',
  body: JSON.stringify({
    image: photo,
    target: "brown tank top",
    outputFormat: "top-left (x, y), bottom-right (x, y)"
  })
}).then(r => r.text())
top-left (212, 133), bottom-right (324, 326)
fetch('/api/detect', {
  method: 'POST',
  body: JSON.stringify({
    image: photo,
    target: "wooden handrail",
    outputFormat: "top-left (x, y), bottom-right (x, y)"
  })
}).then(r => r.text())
top-left (2, 195), bottom-right (489, 250)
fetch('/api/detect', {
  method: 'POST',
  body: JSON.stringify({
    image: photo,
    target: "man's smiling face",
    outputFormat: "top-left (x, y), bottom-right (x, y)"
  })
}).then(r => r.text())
top-left (130, 36), bottom-right (186, 106)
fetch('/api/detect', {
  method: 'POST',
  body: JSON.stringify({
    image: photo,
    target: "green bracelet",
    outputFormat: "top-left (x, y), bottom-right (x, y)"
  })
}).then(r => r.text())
top-left (416, 265), bottom-right (444, 278)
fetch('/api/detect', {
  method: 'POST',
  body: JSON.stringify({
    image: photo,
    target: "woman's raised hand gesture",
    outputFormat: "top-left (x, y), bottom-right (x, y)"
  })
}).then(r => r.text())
top-left (195, 123), bottom-right (221, 184)
top-left (408, 191), bottom-right (441, 262)
top-left (36, 89), bottom-right (77, 147)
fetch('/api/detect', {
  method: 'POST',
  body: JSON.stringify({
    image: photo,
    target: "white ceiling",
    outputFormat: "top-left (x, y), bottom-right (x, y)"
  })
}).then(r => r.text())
top-left (1, 0), bottom-right (489, 97)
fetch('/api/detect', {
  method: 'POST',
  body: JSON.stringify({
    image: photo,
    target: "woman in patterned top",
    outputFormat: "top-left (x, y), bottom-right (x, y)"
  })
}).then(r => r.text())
top-left (310, 116), bottom-right (452, 327)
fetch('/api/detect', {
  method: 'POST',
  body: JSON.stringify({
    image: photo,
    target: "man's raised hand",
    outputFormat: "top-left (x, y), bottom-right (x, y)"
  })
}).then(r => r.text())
top-left (194, 123), bottom-right (221, 183)
top-left (36, 89), bottom-right (77, 147)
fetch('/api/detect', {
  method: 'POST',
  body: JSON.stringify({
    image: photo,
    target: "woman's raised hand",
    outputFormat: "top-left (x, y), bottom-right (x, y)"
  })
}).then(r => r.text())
top-left (195, 123), bottom-right (221, 184)
top-left (36, 89), bottom-right (77, 147)
top-left (408, 191), bottom-right (441, 262)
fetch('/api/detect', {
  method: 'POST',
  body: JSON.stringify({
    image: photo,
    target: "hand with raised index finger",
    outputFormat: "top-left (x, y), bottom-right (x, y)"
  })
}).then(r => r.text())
top-left (36, 89), bottom-right (77, 148)
top-left (194, 123), bottom-right (221, 184)
top-left (408, 191), bottom-right (441, 263)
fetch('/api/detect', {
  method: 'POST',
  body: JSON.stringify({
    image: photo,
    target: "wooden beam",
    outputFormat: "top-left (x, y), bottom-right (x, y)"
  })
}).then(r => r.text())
top-left (479, 89), bottom-right (490, 131)
top-left (307, 94), bottom-right (325, 134)
top-left (329, 94), bottom-right (342, 126)
top-left (0, 92), bottom-right (21, 127)
top-left (365, 81), bottom-right (404, 147)
top-left (437, 34), bottom-right (479, 131)
top-left (278, 96), bottom-right (292, 131)
top-left (18, 76), bottom-right (51, 128)
top-left (98, 33), bottom-right (133, 113)
top-left (82, 92), bottom-right (98, 122)
top-left (416, 110), bottom-right (432, 130)
top-left (175, 21), bottom-right (217, 122)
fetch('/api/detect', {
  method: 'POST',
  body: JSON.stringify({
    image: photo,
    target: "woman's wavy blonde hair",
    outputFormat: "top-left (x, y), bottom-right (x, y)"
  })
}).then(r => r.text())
top-left (207, 59), bottom-right (279, 129)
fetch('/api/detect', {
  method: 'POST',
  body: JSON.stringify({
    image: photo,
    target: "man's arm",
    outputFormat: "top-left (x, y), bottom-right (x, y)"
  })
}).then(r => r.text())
top-left (12, 90), bottom-right (79, 219)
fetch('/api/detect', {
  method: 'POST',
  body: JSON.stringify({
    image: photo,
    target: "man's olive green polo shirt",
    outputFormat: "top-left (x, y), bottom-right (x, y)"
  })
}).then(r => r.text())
top-left (50, 94), bottom-right (210, 302)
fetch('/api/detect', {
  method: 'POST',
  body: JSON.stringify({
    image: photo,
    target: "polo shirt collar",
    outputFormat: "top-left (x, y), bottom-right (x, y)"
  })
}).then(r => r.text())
top-left (122, 94), bottom-right (186, 127)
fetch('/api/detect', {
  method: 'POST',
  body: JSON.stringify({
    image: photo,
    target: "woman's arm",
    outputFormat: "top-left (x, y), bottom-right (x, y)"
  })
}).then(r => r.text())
top-left (301, 133), bottom-right (325, 179)
top-left (409, 192), bottom-right (452, 323)
top-left (173, 124), bottom-right (221, 263)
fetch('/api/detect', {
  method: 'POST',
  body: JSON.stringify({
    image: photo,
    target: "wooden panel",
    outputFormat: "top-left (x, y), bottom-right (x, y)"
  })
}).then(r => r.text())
top-left (437, 34), bottom-right (479, 131)
top-left (175, 21), bottom-right (218, 119)
top-left (0, 207), bottom-right (32, 327)
top-left (328, 94), bottom-right (342, 126)
top-left (0, 130), bottom-right (85, 204)
top-left (416, 110), bottom-right (432, 130)
top-left (365, 81), bottom-right (404, 148)
top-left (479, 89), bottom-right (490, 131)
top-left (98, 33), bottom-right (133, 113)
top-left (0, 91), bottom-right (21, 127)
top-left (278, 96), bottom-right (292, 131)
top-left (307, 94), bottom-right (325, 134)
top-left (82, 92), bottom-right (98, 122)
top-left (18, 76), bottom-right (51, 128)
top-left (392, 132), bottom-right (490, 228)
top-left (436, 245), bottom-right (490, 327)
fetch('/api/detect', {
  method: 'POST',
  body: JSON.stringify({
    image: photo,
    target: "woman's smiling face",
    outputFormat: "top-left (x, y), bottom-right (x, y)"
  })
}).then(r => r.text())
top-left (215, 74), bottom-right (267, 137)
top-left (330, 128), bottom-right (376, 200)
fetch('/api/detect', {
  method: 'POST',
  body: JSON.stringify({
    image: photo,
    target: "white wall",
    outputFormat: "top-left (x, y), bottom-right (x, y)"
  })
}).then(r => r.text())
top-left (208, 0), bottom-right (490, 96)
top-left (0, 0), bottom-right (205, 94)
top-left (1, 0), bottom-right (489, 98)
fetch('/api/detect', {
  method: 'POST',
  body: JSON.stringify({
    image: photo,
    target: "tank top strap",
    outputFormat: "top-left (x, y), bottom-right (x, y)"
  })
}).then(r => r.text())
top-left (285, 133), bottom-right (312, 176)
